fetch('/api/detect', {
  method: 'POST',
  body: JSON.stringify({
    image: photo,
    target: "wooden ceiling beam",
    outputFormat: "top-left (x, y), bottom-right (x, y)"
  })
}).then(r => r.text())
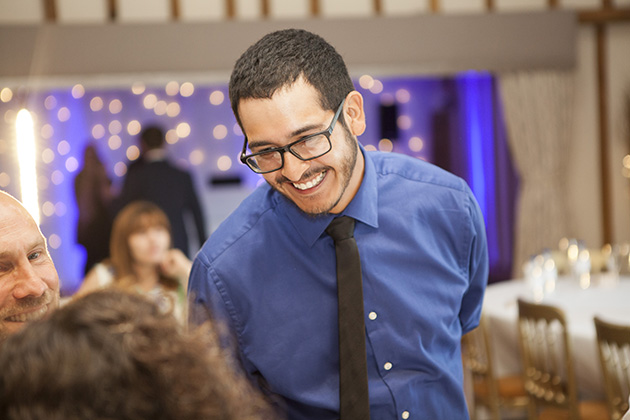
top-left (579, 8), bottom-right (630, 24)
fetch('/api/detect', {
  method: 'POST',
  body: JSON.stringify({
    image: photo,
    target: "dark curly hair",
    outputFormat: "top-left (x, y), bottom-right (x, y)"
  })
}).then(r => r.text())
top-left (228, 28), bottom-right (355, 128)
top-left (0, 289), bottom-right (279, 420)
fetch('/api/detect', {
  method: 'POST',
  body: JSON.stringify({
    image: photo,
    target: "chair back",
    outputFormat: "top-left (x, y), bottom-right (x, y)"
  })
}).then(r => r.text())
top-left (462, 315), bottom-right (501, 419)
top-left (517, 299), bottom-right (579, 419)
top-left (594, 316), bottom-right (630, 420)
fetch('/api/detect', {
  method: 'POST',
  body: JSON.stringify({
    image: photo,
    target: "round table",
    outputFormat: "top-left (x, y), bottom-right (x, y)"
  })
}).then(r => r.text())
top-left (482, 275), bottom-right (630, 400)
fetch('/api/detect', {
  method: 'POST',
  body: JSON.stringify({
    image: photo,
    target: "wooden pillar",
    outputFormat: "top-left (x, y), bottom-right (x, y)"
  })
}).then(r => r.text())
top-left (42, 0), bottom-right (56, 21)
top-left (596, 24), bottom-right (612, 244)
top-left (107, 0), bottom-right (117, 21)
top-left (170, 0), bottom-right (180, 20)
top-left (373, 0), bottom-right (382, 15)
top-left (578, 2), bottom-right (630, 244)
top-left (262, 0), bottom-right (270, 17)
top-left (226, 0), bottom-right (235, 19)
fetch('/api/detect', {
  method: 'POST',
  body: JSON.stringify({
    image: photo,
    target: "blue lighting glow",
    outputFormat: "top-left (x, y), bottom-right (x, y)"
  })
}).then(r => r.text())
top-left (455, 71), bottom-right (516, 282)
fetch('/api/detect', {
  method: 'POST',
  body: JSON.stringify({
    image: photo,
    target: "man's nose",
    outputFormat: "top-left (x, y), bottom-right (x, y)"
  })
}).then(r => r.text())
top-left (280, 153), bottom-right (309, 182)
top-left (12, 262), bottom-right (47, 299)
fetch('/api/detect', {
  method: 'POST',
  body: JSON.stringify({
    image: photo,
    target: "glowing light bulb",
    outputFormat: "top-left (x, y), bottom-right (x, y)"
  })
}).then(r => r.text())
top-left (16, 109), bottom-right (40, 224)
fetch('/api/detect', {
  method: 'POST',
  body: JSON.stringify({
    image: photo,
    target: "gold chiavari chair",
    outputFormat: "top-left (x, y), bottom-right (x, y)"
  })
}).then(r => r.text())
top-left (594, 316), bottom-right (630, 420)
top-left (462, 314), bottom-right (529, 420)
top-left (517, 299), bottom-right (609, 420)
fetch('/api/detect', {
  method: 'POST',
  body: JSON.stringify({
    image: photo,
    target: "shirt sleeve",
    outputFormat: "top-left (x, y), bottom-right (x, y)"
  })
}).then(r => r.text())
top-left (188, 256), bottom-right (223, 327)
top-left (459, 186), bottom-right (489, 334)
top-left (187, 254), bottom-right (264, 393)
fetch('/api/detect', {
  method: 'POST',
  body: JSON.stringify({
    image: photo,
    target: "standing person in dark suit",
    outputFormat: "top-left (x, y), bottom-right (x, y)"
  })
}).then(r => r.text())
top-left (117, 125), bottom-right (207, 258)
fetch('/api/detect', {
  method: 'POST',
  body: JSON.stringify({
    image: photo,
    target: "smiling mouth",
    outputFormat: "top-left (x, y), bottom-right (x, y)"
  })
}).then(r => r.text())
top-left (293, 171), bottom-right (326, 191)
top-left (4, 305), bottom-right (49, 323)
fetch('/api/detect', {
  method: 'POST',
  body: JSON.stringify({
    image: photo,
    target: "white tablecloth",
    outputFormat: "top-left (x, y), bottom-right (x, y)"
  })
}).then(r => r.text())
top-left (482, 276), bottom-right (630, 400)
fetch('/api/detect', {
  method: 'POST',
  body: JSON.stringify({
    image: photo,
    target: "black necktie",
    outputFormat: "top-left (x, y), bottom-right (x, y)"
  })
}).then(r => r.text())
top-left (326, 216), bottom-right (370, 420)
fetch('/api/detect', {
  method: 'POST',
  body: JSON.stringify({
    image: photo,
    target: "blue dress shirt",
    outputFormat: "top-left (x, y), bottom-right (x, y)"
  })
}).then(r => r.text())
top-left (189, 146), bottom-right (488, 420)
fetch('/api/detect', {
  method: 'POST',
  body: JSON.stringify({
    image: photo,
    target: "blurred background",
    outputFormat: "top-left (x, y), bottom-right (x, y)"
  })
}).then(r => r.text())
top-left (0, 0), bottom-right (629, 296)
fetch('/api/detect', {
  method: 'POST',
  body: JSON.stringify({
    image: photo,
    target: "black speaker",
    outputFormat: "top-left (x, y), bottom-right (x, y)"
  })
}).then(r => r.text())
top-left (379, 102), bottom-right (399, 141)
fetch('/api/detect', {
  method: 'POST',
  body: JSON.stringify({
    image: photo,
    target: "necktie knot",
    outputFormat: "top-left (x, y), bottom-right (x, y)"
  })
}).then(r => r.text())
top-left (326, 216), bottom-right (355, 242)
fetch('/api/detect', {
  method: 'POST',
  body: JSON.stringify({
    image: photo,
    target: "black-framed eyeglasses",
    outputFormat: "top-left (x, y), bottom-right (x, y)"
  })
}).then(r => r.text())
top-left (239, 98), bottom-right (346, 174)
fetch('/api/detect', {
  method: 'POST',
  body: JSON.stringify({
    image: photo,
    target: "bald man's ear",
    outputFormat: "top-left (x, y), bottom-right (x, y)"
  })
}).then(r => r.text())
top-left (344, 91), bottom-right (366, 136)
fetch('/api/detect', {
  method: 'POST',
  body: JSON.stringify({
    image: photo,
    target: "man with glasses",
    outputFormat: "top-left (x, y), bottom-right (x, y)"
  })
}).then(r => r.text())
top-left (189, 29), bottom-right (488, 420)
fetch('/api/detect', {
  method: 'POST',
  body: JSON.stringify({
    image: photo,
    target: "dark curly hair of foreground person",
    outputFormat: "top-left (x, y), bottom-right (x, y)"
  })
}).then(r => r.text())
top-left (0, 289), bottom-right (279, 420)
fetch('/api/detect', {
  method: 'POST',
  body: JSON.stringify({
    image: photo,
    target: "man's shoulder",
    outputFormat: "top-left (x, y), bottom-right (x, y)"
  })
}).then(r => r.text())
top-left (368, 150), bottom-right (468, 193)
top-left (152, 159), bottom-right (188, 173)
top-left (130, 160), bottom-right (192, 180)
top-left (197, 186), bottom-right (277, 263)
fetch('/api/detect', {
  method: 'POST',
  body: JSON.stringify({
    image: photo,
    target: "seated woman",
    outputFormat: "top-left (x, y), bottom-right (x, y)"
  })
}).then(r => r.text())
top-left (0, 289), bottom-right (277, 420)
top-left (76, 200), bottom-right (192, 324)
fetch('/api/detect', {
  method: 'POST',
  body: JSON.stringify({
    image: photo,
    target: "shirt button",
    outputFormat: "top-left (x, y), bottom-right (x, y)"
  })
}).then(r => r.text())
top-left (384, 362), bottom-right (393, 370)
top-left (368, 311), bottom-right (377, 320)
top-left (402, 411), bottom-right (410, 419)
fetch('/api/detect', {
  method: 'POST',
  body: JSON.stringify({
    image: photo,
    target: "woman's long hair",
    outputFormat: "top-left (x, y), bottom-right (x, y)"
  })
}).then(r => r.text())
top-left (110, 201), bottom-right (178, 290)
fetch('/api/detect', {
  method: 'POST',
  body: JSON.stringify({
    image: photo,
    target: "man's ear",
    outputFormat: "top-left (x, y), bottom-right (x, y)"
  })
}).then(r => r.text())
top-left (344, 91), bottom-right (366, 136)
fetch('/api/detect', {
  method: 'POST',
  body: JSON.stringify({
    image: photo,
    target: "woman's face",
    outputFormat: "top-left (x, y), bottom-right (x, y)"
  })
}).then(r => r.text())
top-left (128, 225), bottom-right (170, 267)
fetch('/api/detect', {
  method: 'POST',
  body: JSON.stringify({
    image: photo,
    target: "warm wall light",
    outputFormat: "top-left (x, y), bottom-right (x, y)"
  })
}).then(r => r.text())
top-left (90, 97), bottom-right (103, 112)
top-left (213, 124), bottom-right (228, 140)
top-left (378, 138), bottom-right (393, 152)
top-left (408, 136), bottom-right (424, 152)
top-left (0, 87), bottom-right (13, 102)
top-left (16, 109), bottom-right (40, 224)
top-left (0, 172), bottom-right (10, 188)
top-left (165, 81), bottom-right (180, 96)
top-left (209, 90), bottom-right (224, 105)
top-left (131, 82), bottom-right (146, 95)
top-left (217, 155), bottom-right (232, 171)
top-left (180, 82), bottom-right (194, 97)
top-left (359, 75), bottom-right (374, 90)
top-left (71, 84), bottom-right (85, 99)
top-left (127, 120), bottom-right (141, 135)
top-left (126, 145), bottom-right (140, 160)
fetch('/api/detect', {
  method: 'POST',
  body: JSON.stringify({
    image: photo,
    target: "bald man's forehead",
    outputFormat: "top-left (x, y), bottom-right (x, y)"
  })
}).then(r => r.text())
top-left (0, 206), bottom-right (48, 264)
top-left (0, 193), bottom-right (44, 246)
top-left (0, 193), bottom-right (36, 223)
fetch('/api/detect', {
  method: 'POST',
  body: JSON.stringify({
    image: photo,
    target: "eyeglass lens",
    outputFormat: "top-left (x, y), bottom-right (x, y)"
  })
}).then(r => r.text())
top-left (247, 134), bottom-right (330, 173)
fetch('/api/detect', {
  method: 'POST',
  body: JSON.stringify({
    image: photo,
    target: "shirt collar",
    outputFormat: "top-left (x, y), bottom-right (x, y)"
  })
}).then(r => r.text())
top-left (279, 144), bottom-right (379, 247)
top-left (144, 149), bottom-right (167, 162)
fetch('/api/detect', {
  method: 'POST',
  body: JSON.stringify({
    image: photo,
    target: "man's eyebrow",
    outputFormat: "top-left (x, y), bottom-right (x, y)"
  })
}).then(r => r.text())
top-left (289, 123), bottom-right (322, 139)
top-left (248, 123), bottom-right (323, 149)
top-left (0, 238), bottom-right (46, 259)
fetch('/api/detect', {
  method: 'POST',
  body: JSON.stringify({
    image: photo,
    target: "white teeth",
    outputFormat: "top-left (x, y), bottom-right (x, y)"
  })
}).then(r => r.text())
top-left (5, 305), bottom-right (48, 323)
top-left (293, 171), bottom-right (325, 191)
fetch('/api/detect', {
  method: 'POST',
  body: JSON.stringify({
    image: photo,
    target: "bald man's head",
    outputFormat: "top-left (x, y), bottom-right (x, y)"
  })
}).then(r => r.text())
top-left (0, 191), bottom-right (60, 341)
